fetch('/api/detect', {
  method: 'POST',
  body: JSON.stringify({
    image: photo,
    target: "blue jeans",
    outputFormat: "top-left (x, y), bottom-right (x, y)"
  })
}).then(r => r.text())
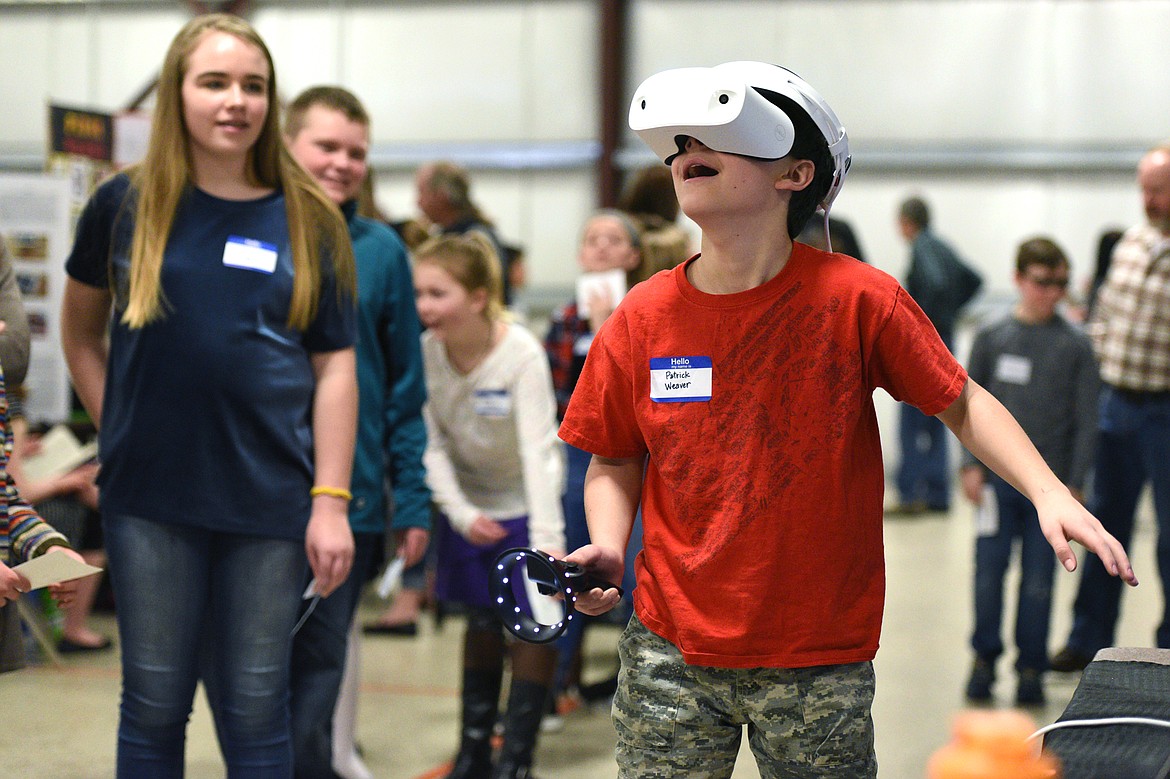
top-left (895, 403), bottom-right (951, 509)
top-left (970, 475), bottom-right (1055, 671)
top-left (1066, 387), bottom-right (1170, 653)
top-left (104, 514), bottom-right (307, 779)
top-left (289, 532), bottom-right (381, 779)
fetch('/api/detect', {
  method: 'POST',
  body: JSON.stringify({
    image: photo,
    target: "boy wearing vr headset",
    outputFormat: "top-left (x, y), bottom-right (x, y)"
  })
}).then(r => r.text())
top-left (560, 62), bottom-right (1137, 776)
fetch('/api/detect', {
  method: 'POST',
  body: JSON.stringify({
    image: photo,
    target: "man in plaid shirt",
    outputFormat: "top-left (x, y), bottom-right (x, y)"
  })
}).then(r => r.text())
top-left (1053, 143), bottom-right (1170, 672)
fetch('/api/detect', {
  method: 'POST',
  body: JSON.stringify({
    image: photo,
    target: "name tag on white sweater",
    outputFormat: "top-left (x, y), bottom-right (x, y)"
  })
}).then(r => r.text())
top-left (474, 388), bottom-right (511, 417)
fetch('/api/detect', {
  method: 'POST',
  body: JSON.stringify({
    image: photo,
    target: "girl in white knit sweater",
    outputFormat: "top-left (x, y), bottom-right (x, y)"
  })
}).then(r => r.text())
top-left (413, 233), bottom-right (565, 779)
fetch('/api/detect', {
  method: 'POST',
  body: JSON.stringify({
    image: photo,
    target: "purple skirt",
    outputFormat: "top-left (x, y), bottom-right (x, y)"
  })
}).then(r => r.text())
top-left (435, 514), bottom-right (530, 608)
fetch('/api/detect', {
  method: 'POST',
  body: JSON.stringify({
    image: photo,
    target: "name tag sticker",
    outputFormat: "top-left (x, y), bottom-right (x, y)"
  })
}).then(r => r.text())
top-left (649, 356), bottom-right (712, 403)
top-left (474, 388), bottom-right (512, 417)
top-left (222, 235), bottom-right (278, 274)
top-left (994, 354), bottom-right (1032, 386)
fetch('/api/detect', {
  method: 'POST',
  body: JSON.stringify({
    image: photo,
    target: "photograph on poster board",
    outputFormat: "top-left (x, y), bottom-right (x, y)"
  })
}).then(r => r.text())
top-left (16, 271), bottom-right (49, 298)
top-left (5, 231), bottom-right (49, 260)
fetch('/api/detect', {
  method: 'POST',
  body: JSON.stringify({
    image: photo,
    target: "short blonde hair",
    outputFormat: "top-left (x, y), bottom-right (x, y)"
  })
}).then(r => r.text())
top-left (413, 233), bottom-right (505, 322)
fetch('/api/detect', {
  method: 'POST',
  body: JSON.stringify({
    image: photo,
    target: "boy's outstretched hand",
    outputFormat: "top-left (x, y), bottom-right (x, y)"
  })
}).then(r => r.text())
top-left (1037, 487), bottom-right (1138, 587)
top-left (564, 543), bottom-right (625, 616)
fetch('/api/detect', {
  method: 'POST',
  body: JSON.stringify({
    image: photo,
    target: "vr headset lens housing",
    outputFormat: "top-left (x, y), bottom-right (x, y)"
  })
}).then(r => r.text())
top-left (629, 67), bottom-right (797, 164)
top-left (628, 61), bottom-right (851, 212)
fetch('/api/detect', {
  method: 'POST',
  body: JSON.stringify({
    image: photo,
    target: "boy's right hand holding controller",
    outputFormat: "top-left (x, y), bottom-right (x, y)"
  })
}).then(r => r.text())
top-left (564, 543), bottom-right (625, 615)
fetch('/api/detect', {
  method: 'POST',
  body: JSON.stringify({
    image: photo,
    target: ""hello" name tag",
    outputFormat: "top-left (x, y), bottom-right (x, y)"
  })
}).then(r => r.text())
top-left (222, 235), bottom-right (278, 274)
top-left (649, 356), bottom-right (712, 403)
top-left (474, 388), bottom-right (512, 417)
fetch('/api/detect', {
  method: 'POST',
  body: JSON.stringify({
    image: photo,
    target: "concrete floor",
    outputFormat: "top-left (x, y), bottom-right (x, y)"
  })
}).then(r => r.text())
top-left (6, 506), bottom-right (1162, 778)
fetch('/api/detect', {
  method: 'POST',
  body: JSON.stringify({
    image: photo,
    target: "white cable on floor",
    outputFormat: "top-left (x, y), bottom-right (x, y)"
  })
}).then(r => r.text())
top-left (1030, 717), bottom-right (1170, 741)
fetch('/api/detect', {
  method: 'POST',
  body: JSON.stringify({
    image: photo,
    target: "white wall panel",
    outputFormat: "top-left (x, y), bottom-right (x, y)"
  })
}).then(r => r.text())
top-left (343, 5), bottom-right (526, 141)
top-left (253, 8), bottom-right (343, 100)
top-left (1051, 3), bottom-right (1170, 143)
top-left (525, 2), bottom-right (597, 141)
top-left (5, 0), bottom-right (1168, 149)
top-left (323, 2), bottom-right (592, 144)
top-left (0, 11), bottom-right (99, 134)
top-left (44, 14), bottom-right (97, 109)
top-left (629, 0), bottom-right (1170, 144)
top-left (823, 2), bottom-right (1055, 142)
top-left (89, 9), bottom-right (187, 110)
top-left (0, 16), bottom-right (55, 146)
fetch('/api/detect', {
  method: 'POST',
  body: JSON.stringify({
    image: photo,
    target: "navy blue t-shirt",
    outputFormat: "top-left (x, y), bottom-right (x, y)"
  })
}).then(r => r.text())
top-left (66, 174), bottom-right (356, 540)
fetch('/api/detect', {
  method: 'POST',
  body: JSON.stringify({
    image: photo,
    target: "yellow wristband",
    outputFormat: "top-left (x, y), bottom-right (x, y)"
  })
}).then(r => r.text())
top-left (310, 486), bottom-right (352, 501)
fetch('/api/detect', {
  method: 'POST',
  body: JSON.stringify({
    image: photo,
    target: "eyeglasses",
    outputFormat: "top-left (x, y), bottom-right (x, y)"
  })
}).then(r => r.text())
top-left (1024, 275), bottom-right (1070, 289)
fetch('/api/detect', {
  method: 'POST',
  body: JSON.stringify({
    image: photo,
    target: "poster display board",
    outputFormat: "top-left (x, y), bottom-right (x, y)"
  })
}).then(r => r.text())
top-left (0, 173), bottom-right (73, 424)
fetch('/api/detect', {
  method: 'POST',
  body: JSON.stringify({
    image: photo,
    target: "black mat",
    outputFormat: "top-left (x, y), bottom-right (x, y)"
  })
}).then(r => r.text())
top-left (1044, 659), bottom-right (1170, 779)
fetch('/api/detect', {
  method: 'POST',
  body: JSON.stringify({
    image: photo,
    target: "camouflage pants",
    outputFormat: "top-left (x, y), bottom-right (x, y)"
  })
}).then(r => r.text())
top-left (613, 614), bottom-right (878, 778)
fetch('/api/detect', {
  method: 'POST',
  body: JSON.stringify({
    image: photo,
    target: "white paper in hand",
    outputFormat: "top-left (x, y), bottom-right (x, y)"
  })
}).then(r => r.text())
top-left (974, 484), bottom-right (999, 538)
top-left (21, 425), bottom-right (98, 482)
top-left (575, 269), bottom-right (627, 318)
top-left (13, 553), bottom-right (103, 590)
top-left (376, 556), bottom-right (406, 600)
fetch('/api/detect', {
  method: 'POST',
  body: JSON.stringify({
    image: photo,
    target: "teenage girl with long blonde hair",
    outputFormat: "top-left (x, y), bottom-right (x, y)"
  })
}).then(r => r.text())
top-left (60, 14), bottom-right (358, 776)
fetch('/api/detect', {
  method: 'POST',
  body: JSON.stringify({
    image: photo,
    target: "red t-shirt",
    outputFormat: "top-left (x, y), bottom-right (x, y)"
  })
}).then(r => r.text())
top-left (560, 244), bottom-right (966, 669)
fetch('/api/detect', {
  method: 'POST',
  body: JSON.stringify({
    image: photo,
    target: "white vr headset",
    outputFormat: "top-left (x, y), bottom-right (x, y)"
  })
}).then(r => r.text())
top-left (629, 61), bottom-right (851, 212)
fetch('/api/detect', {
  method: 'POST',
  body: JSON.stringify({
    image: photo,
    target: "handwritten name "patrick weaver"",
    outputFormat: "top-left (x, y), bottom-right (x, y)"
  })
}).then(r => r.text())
top-left (665, 369), bottom-right (691, 390)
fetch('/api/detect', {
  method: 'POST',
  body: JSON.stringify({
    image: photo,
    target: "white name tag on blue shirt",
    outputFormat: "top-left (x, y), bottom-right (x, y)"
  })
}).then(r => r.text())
top-left (222, 235), bottom-right (278, 274)
top-left (650, 356), bottom-right (712, 403)
top-left (994, 354), bottom-right (1032, 386)
top-left (474, 388), bottom-right (511, 417)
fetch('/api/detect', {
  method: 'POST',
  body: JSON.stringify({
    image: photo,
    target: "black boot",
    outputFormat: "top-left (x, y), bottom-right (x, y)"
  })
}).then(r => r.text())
top-left (446, 667), bottom-right (502, 779)
top-left (490, 679), bottom-right (549, 779)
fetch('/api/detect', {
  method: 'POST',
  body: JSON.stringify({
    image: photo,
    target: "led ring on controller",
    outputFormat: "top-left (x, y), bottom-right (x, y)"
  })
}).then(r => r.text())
top-left (490, 547), bottom-right (623, 644)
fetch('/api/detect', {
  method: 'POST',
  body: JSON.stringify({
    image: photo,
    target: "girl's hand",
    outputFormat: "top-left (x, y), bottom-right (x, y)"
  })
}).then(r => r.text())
top-left (467, 516), bottom-right (508, 546)
top-left (45, 547), bottom-right (89, 610)
top-left (58, 462), bottom-right (100, 495)
top-left (394, 527), bottom-right (430, 568)
top-left (0, 561), bottom-right (31, 605)
top-left (305, 498), bottom-right (355, 598)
